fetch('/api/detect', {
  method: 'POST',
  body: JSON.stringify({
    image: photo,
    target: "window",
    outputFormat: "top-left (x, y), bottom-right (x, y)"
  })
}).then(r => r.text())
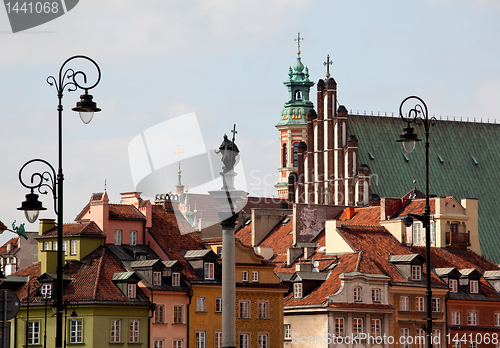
top-left (282, 144), bottom-right (287, 167)
top-left (242, 271), bottom-right (248, 282)
top-left (495, 313), bottom-right (500, 326)
top-left (240, 301), bottom-right (250, 319)
top-left (415, 297), bottom-right (424, 311)
top-left (129, 319), bottom-right (140, 343)
top-left (173, 340), bottom-right (183, 348)
top-left (258, 334), bottom-right (268, 348)
top-left (449, 278), bottom-right (458, 292)
top-left (41, 284), bottom-right (52, 298)
top-left (452, 311), bottom-right (461, 325)
top-left (130, 230), bottom-right (137, 246)
top-left (470, 280), bottom-right (479, 293)
top-left (451, 223), bottom-right (458, 233)
top-left (470, 342), bottom-right (477, 348)
top-left (258, 301), bottom-right (268, 319)
top-left (372, 318), bottom-right (381, 337)
top-left (432, 297), bottom-right (441, 312)
top-left (353, 318), bottom-right (363, 336)
top-left (69, 319), bottom-right (83, 344)
top-left (155, 304), bottom-right (165, 323)
top-left (43, 241), bottom-right (50, 251)
top-left (128, 284), bottom-right (136, 298)
top-left (63, 240), bottom-right (69, 256)
top-left (215, 332), bottom-right (222, 348)
top-left (174, 305), bottom-right (183, 324)
top-left (215, 297), bottom-right (222, 313)
top-left (196, 331), bottom-right (206, 348)
top-left (216, 246), bottom-right (222, 259)
top-left (154, 339), bottom-right (165, 348)
top-left (110, 319), bottom-right (121, 343)
top-left (371, 288), bottom-right (381, 302)
top-left (172, 272), bottom-right (180, 286)
top-left (415, 328), bottom-right (425, 348)
top-left (196, 297), bottom-right (206, 312)
top-left (252, 271), bottom-right (259, 282)
top-left (293, 283), bottom-right (302, 299)
top-left (284, 324), bottom-right (291, 340)
top-left (114, 230), bottom-right (122, 245)
top-left (153, 271), bottom-right (162, 286)
top-left (335, 318), bottom-right (344, 337)
top-left (239, 334), bottom-right (249, 348)
top-left (413, 223), bottom-right (421, 244)
top-left (52, 241), bottom-right (57, 251)
top-left (400, 296), bottom-right (409, 311)
top-left (412, 265), bottom-right (422, 281)
top-left (293, 143), bottom-right (299, 167)
top-left (70, 240), bottom-right (77, 255)
top-left (431, 221), bottom-right (436, 244)
top-left (28, 321), bottom-right (40, 345)
top-left (452, 342), bottom-right (461, 348)
top-left (433, 329), bottom-right (441, 348)
top-left (353, 286), bottom-right (362, 301)
top-left (400, 328), bottom-right (410, 348)
top-left (204, 262), bottom-right (214, 280)
top-left (468, 312), bottom-right (477, 326)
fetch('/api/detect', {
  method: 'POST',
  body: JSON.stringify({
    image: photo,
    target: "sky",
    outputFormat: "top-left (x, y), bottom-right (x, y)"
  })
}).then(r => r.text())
top-left (1, 0), bottom-right (500, 245)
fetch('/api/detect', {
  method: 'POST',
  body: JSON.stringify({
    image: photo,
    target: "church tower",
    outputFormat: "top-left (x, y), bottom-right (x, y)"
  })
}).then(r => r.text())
top-left (275, 33), bottom-right (314, 199)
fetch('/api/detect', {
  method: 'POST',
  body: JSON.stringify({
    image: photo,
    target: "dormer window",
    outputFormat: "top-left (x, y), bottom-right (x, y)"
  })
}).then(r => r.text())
top-left (353, 286), bottom-right (362, 302)
top-left (172, 272), bottom-right (180, 287)
top-left (411, 265), bottom-right (422, 281)
top-left (449, 279), bottom-right (458, 292)
top-left (41, 284), bottom-right (52, 298)
top-left (153, 271), bottom-right (162, 286)
top-left (242, 271), bottom-right (248, 282)
top-left (204, 262), bottom-right (214, 280)
top-left (128, 284), bottom-right (136, 298)
top-left (293, 283), bottom-right (302, 299)
top-left (470, 280), bottom-right (479, 293)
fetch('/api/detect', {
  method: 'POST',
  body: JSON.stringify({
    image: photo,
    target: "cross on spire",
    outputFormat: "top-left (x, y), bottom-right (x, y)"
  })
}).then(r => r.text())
top-left (175, 144), bottom-right (184, 169)
top-left (324, 54), bottom-right (332, 78)
top-left (294, 32), bottom-right (303, 55)
top-left (231, 124), bottom-right (237, 142)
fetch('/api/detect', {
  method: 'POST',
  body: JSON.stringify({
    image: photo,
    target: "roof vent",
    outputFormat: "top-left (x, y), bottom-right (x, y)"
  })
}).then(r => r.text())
top-left (471, 156), bottom-right (479, 166)
top-left (368, 151), bottom-right (374, 160)
top-left (403, 153), bottom-right (409, 163)
top-left (437, 154), bottom-right (444, 164)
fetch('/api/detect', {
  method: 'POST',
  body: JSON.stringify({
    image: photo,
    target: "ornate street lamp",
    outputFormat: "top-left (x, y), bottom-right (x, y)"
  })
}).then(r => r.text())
top-left (17, 55), bottom-right (101, 348)
top-left (397, 96), bottom-right (436, 347)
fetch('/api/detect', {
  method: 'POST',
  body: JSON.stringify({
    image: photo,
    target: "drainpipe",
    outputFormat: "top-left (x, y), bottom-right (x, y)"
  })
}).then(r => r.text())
top-left (148, 290), bottom-right (155, 348)
top-left (187, 285), bottom-right (193, 348)
top-left (445, 294), bottom-right (449, 343)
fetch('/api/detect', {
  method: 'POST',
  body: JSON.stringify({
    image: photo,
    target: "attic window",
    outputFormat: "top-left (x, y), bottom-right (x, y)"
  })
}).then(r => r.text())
top-left (128, 284), bottom-right (137, 298)
top-left (437, 154), bottom-right (444, 164)
top-left (411, 265), bottom-right (422, 281)
top-left (470, 280), bottom-right (479, 294)
top-left (449, 279), bottom-right (458, 292)
top-left (293, 283), bottom-right (302, 299)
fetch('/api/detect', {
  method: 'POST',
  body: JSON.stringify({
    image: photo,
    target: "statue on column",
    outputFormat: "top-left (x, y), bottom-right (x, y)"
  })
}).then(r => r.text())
top-left (216, 125), bottom-right (239, 173)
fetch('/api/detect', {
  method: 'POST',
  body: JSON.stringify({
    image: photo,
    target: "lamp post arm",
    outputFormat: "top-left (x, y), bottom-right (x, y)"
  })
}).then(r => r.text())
top-left (19, 159), bottom-right (58, 215)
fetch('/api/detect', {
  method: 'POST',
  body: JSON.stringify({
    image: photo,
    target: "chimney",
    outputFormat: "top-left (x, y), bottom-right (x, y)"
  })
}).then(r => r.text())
top-left (39, 219), bottom-right (56, 235)
top-left (295, 262), bottom-right (313, 272)
top-left (345, 207), bottom-right (356, 220)
top-left (287, 247), bottom-right (303, 266)
top-left (288, 173), bottom-right (297, 204)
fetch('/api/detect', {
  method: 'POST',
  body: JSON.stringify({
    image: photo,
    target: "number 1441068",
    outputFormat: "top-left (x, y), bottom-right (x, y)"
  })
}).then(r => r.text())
top-left (447, 333), bottom-right (499, 345)
top-left (5, 2), bottom-right (60, 14)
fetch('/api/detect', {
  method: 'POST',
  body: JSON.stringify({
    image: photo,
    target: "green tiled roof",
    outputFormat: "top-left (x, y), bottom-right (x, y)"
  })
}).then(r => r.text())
top-left (349, 114), bottom-right (500, 263)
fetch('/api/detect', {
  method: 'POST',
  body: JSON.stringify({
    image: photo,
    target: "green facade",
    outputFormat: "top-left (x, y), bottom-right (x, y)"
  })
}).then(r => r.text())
top-left (348, 114), bottom-right (500, 262)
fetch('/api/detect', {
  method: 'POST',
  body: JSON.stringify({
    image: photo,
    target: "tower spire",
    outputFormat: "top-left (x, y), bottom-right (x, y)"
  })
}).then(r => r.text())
top-left (175, 144), bottom-right (185, 193)
top-left (324, 54), bottom-right (332, 78)
top-left (294, 32), bottom-right (303, 55)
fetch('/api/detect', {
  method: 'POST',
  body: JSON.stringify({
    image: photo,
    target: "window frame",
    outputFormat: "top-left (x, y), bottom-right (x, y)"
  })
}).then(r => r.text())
top-left (242, 271), bottom-right (248, 282)
top-left (258, 334), bottom-right (268, 348)
top-left (153, 271), bottom-right (162, 286)
top-left (204, 262), bottom-right (214, 280)
top-left (195, 331), bottom-right (206, 348)
top-left (400, 295), bottom-right (409, 311)
top-left (452, 311), bottom-right (461, 325)
top-left (215, 297), bottom-right (222, 313)
top-left (130, 230), bottom-right (137, 246)
top-left (353, 286), bottom-right (362, 302)
top-left (353, 318), bottom-right (364, 336)
top-left (174, 305), bottom-right (183, 324)
top-left (252, 271), bottom-right (259, 282)
top-left (415, 296), bottom-right (425, 312)
top-left (470, 279), bottom-right (479, 294)
top-left (239, 333), bottom-right (250, 348)
top-left (293, 283), bottom-right (302, 299)
top-left (114, 230), bottom-right (122, 245)
top-left (371, 288), bottom-right (381, 303)
top-left (468, 312), bottom-right (477, 326)
top-left (284, 324), bottom-right (291, 340)
top-left (154, 304), bottom-right (165, 323)
top-left (258, 301), bottom-right (268, 319)
top-left (129, 319), bottom-right (140, 343)
top-left (70, 239), bottom-right (77, 255)
top-left (110, 319), bottom-right (121, 343)
top-left (28, 320), bottom-right (40, 345)
top-left (411, 265), bottom-right (422, 281)
top-left (240, 300), bottom-right (250, 319)
top-left (432, 297), bottom-right (441, 312)
top-left (335, 317), bottom-right (345, 337)
top-left (69, 318), bottom-right (83, 344)
top-left (196, 297), bottom-right (206, 312)
top-left (215, 332), bottom-right (222, 348)
top-left (449, 278), bottom-right (458, 292)
top-left (172, 272), bottom-right (181, 287)
top-left (128, 283), bottom-right (137, 299)
top-left (372, 318), bottom-right (381, 337)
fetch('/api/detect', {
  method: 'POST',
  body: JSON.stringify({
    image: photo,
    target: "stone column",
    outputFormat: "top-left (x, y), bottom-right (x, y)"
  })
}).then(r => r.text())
top-left (209, 170), bottom-right (248, 348)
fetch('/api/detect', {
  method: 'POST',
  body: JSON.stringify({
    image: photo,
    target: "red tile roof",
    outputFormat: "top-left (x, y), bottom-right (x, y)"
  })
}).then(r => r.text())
top-left (109, 204), bottom-right (146, 221)
top-left (0, 237), bottom-right (19, 253)
top-left (148, 205), bottom-right (205, 281)
top-left (0, 220), bottom-right (7, 231)
top-left (337, 206), bottom-right (382, 226)
top-left (39, 221), bottom-right (104, 238)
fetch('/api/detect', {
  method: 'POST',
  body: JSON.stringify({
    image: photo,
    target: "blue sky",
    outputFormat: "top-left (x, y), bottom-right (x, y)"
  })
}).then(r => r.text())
top-left (1, 0), bottom-right (500, 244)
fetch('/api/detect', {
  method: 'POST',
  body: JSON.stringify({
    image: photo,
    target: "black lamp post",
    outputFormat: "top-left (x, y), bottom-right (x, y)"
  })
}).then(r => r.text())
top-left (63, 300), bottom-right (78, 348)
top-left (397, 96), bottom-right (436, 347)
top-left (17, 55), bottom-right (101, 348)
